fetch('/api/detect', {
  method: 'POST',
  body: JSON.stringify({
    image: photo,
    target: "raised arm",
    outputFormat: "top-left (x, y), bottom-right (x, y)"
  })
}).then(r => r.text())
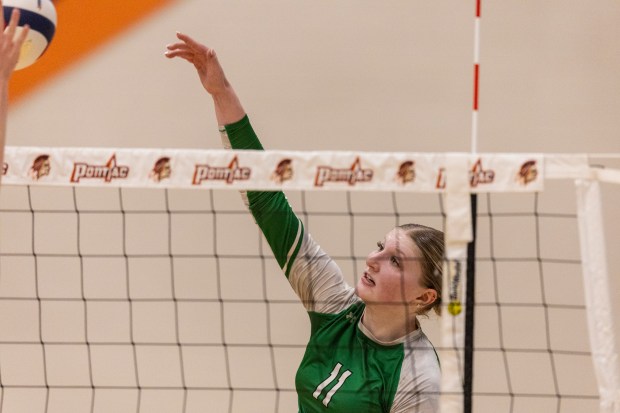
top-left (164, 33), bottom-right (298, 269)
top-left (164, 34), bottom-right (353, 312)
top-left (164, 32), bottom-right (245, 127)
top-left (0, 5), bottom-right (29, 181)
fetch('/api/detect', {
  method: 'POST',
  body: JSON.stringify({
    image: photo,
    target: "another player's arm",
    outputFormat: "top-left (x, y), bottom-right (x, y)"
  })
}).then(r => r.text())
top-left (0, 75), bottom-right (8, 173)
top-left (0, 5), bottom-right (29, 181)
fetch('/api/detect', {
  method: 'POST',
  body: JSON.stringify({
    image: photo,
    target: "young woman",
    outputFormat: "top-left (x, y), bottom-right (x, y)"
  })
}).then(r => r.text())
top-left (165, 32), bottom-right (444, 413)
top-left (0, 3), bottom-right (29, 181)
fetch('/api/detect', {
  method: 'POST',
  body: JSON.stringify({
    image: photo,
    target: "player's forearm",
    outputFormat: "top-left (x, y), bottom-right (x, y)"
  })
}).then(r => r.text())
top-left (212, 87), bottom-right (246, 127)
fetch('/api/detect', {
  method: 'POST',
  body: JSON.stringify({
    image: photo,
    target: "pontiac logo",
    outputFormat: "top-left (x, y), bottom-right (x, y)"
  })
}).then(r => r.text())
top-left (71, 154), bottom-right (130, 183)
top-left (192, 156), bottom-right (251, 185)
top-left (469, 159), bottom-right (495, 187)
top-left (315, 157), bottom-right (373, 187)
top-left (435, 159), bottom-right (495, 189)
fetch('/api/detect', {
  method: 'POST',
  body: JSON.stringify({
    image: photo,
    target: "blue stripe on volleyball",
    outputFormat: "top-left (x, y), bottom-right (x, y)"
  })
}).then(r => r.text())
top-left (2, 7), bottom-right (56, 44)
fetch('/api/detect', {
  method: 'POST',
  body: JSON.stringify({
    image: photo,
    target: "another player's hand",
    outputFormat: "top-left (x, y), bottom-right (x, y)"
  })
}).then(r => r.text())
top-left (165, 32), bottom-right (231, 96)
top-left (0, 4), bottom-right (29, 80)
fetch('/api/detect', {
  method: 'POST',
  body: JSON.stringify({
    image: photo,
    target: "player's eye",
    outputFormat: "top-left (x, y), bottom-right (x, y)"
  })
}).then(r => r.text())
top-left (391, 256), bottom-right (400, 267)
top-left (376, 241), bottom-right (384, 251)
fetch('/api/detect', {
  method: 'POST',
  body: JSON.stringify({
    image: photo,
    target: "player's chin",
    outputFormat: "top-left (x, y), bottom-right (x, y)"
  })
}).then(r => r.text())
top-left (355, 279), bottom-right (373, 301)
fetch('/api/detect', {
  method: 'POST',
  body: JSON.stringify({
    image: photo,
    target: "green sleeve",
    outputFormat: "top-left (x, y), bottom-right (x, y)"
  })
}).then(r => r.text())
top-left (224, 115), bottom-right (303, 277)
top-left (224, 115), bottom-right (264, 150)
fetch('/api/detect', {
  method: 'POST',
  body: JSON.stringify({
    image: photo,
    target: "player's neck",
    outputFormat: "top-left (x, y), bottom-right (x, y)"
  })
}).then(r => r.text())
top-left (361, 305), bottom-right (418, 343)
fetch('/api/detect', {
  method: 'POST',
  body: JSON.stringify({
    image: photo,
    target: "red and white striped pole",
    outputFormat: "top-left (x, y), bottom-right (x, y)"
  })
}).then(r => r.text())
top-left (471, 0), bottom-right (481, 154)
top-left (440, 6), bottom-right (482, 412)
top-left (465, 2), bottom-right (481, 412)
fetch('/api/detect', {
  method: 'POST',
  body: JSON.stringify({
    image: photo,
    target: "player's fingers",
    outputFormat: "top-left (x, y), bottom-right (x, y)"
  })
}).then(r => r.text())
top-left (5, 8), bottom-right (20, 39)
top-left (164, 49), bottom-right (194, 61)
top-left (175, 32), bottom-right (205, 51)
top-left (165, 42), bottom-right (191, 52)
top-left (14, 23), bottom-right (28, 47)
top-left (166, 44), bottom-right (210, 60)
top-left (0, 0), bottom-right (4, 31)
top-left (164, 48), bottom-right (183, 58)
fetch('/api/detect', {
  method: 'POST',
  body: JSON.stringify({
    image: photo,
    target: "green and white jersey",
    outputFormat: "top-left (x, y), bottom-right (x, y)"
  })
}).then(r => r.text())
top-left (221, 116), bottom-right (440, 413)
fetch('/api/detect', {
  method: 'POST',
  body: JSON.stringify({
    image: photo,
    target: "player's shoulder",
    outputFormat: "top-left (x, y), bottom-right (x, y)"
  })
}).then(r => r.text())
top-left (391, 332), bottom-right (441, 412)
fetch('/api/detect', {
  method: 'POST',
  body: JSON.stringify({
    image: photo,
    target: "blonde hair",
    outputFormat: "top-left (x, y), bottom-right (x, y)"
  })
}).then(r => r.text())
top-left (399, 223), bottom-right (444, 316)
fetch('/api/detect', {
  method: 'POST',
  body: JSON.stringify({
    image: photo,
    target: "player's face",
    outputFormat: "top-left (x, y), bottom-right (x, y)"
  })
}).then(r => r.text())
top-left (357, 228), bottom-right (427, 306)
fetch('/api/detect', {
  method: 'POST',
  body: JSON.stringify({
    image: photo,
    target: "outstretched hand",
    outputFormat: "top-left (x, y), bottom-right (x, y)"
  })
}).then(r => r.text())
top-left (165, 32), bottom-right (231, 97)
top-left (165, 32), bottom-right (245, 125)
top-left (1, 3), bottom-right (29, 80)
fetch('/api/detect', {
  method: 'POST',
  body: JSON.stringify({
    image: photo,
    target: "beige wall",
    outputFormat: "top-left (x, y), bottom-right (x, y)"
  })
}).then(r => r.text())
top-left (7, 0), bottom-right (620, 154)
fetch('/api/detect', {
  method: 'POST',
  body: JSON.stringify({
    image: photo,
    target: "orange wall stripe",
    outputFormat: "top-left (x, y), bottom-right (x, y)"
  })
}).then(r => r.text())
top-left (9, 0), bottom-right (176, 103)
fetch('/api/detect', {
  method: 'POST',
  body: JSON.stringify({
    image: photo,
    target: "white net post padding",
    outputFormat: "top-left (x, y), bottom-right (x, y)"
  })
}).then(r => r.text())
top-left (440, 154), bottom-right (473, 413)
top-left (575, 178), bottom-right (620, 413)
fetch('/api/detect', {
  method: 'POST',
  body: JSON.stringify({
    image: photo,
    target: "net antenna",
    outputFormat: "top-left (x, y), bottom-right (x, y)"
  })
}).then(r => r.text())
top-left (440, 1), bottom-right (483, 411)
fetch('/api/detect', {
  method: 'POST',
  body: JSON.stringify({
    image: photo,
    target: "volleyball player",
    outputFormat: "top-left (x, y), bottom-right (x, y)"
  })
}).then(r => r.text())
top-left (166, 32), bottom-right (443, 413)
top-left (0, 3), bottom-right (29, 180)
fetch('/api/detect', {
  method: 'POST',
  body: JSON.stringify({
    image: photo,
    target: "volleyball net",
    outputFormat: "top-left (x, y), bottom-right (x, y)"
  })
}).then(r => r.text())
top-left (0, 147), bottom-right (619, 413)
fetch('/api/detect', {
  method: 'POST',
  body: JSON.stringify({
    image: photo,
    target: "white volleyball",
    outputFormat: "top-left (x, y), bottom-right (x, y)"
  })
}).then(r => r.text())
top-left (2, 0), bottom-right (57, 70)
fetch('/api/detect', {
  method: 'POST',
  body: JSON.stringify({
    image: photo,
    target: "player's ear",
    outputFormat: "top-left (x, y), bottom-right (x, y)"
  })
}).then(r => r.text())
top-left (415, 288), bottom-right (438, 307)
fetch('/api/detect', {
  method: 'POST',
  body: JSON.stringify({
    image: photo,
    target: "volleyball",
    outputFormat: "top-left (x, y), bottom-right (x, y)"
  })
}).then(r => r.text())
top-left (2, 0), bottom-right (57, 70)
